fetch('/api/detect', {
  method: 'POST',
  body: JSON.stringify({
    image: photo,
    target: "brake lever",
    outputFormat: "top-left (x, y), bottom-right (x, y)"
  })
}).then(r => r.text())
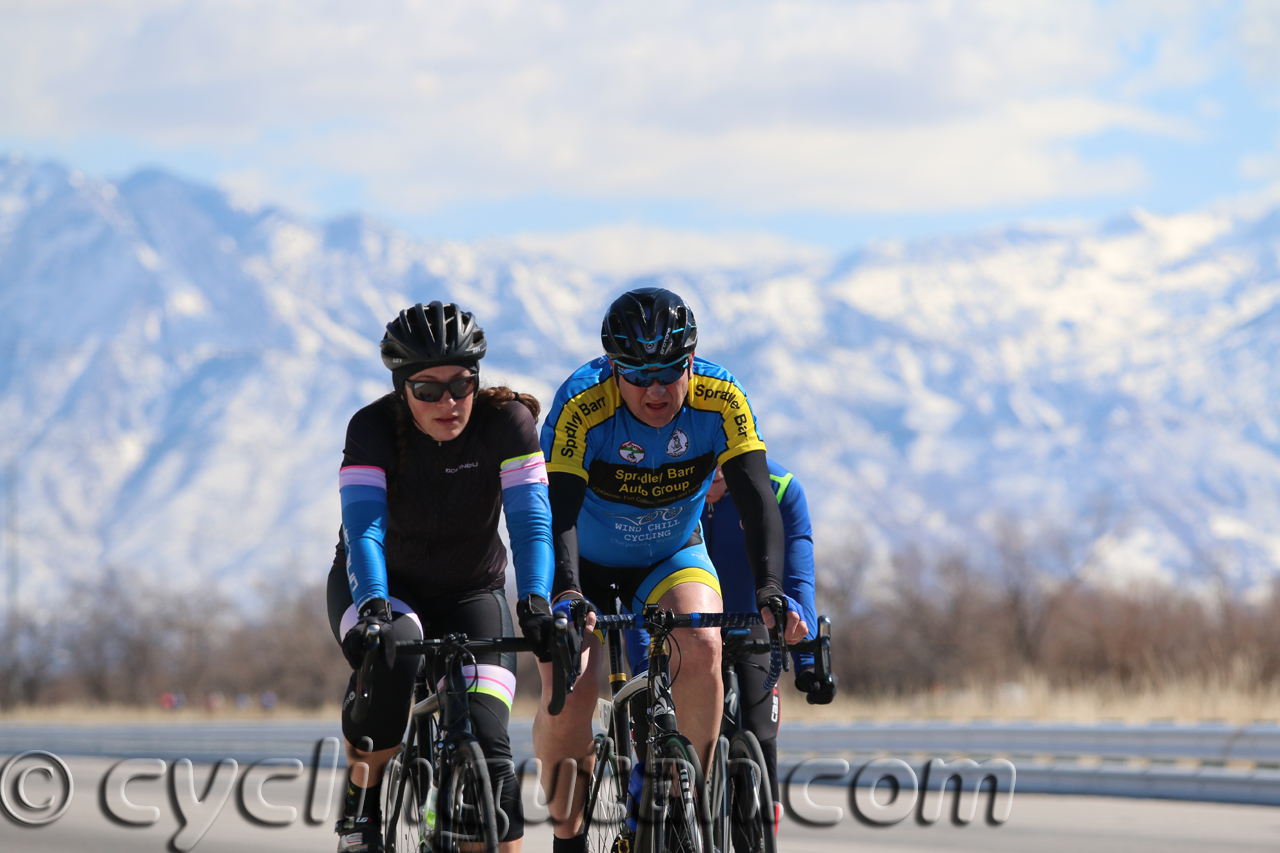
top-left (557, 615), bottom-right (581, 694)
top-left (546, 615), bottom-right (572, 716)
top-left (350, 621), bottom-right (384, 724)
top-left (768, 598), bottom-right (791, 673)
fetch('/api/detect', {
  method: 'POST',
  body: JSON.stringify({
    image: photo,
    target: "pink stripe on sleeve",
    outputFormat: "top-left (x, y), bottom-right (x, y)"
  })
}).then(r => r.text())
top-left (340, 466), bottom-right (387, 490)
top-left (500, 460), bottom-right (548, 490)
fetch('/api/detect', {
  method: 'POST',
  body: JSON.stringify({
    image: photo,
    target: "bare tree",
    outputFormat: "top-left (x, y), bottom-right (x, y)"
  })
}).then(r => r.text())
top-left (995, 493), bottom-right (1118, 669)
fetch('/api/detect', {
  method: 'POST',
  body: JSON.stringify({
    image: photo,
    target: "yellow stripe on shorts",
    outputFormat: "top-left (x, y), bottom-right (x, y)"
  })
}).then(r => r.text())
top-left (470, 684), bottom-right (513, 709)
top-left (644, 567), bottom-right (722, 606)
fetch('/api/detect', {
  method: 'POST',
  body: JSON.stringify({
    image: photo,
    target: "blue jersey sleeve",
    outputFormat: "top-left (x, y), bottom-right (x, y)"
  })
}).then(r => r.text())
top-left (775, 469), bottom-right (818, 670)
top-left (340, 466), bottom-right (390, 609)
top-left (500, 452), bottom-right (554, 601)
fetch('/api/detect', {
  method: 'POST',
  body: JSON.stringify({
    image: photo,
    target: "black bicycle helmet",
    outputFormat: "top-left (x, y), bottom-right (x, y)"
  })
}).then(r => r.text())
top-left (600, 287), bottom-right (698, 367)
top-left (380, 302), bottom-right (487, 372)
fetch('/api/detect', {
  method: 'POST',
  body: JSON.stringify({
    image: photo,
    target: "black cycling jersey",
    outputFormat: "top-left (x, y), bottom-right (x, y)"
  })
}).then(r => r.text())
top-left (333, 395), bottom-right (548, 605)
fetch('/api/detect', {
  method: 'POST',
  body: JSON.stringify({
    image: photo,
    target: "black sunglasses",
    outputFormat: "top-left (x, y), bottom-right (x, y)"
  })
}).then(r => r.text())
top-left (407, 372), bottom-right (478, 402)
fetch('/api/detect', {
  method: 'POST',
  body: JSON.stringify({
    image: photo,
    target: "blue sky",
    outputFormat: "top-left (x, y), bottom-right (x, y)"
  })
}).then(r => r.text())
top-left (2, 0), bottom-right (1278, 269)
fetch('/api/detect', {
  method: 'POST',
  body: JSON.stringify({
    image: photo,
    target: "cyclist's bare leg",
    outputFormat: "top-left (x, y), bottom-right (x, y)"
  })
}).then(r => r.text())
top-left (532, 630), bottom-right (602, 839)
top-left (656, 581), bottom-right (724, 773)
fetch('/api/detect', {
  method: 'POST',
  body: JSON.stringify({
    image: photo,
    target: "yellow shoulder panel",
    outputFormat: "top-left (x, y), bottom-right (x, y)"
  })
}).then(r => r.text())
top-left (687, 373), bottom-right (767, 464)
top-left (545, 378), bottom-right (621, 478)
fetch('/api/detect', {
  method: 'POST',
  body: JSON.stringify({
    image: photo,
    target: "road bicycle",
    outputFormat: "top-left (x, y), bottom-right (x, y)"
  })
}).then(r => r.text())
top-left (580, 603), bottom-right (786, 853)
top-left (710, 615), bottom-right (835, 853)
top-left (350, 617), bottom-right (576, 853)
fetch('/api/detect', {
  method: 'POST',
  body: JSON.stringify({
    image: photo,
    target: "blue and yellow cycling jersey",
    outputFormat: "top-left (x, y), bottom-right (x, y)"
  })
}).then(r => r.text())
top-left (540, 355), bottom-right (767, 567)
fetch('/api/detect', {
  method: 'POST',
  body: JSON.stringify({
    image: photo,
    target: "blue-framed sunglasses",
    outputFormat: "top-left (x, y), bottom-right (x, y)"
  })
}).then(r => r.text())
top-left (611, 357), bottom-right (689, 387)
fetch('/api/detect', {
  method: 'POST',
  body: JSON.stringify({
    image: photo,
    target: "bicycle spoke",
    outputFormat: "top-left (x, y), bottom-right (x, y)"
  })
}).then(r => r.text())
top-left (583, 735), bottom-right (628, 852)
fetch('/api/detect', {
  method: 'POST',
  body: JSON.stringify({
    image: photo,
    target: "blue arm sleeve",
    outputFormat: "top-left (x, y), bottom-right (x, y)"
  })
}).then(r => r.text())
top-left (779, 478), bottom-right (818, 670)
top-left (341, 482), bottom-right (389, 610)
top-left (502, 481), bottom-right (554, 601)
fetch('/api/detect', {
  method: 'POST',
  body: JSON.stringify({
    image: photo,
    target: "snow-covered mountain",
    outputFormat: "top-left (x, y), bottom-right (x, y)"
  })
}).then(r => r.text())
top-left (3, 153), bottom-right (1279, 604)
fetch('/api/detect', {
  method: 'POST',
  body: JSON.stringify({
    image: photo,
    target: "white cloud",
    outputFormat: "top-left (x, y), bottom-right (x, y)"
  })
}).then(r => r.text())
top-left (1238, 0), bottom-right (1280, 101)
top-left (0, 0), bottom-right (1260, 217)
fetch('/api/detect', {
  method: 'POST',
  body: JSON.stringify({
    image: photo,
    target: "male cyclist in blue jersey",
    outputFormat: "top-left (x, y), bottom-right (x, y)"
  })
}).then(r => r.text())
top-left (531, 287), bottom-right (807, 853)
top-left (702, 460), bottom-right (837, 817)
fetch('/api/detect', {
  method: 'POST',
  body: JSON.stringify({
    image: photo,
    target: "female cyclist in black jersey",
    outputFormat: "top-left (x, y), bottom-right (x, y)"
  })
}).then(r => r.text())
top-left (328, 302), bottom-right (563, 853)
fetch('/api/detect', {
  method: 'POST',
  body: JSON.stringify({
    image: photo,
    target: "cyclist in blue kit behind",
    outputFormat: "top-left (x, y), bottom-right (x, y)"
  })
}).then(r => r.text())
top-left (702, 459), bottom-right (837, 818)
top-left (531, 287), bottom-right (809, 853)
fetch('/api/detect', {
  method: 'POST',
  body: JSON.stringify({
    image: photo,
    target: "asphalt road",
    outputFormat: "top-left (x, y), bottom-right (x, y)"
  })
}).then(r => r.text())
top-left (2, 757), bottom-right (1279, 852)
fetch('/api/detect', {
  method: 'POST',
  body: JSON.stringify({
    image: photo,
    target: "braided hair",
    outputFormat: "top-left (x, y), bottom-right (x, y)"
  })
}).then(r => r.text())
top-left (475, 385), bottom-right (540, 420)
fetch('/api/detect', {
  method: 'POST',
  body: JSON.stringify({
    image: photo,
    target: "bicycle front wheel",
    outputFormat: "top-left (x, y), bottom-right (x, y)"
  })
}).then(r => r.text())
top-left (384, 747), bottom-right (429, 853)
top-left (582, 733), bottom-right (627, 852)
top-left (708, 736), bottom-right (730, 852)
top-left (435, 736), bottom-right (499, 853)
top-left (637, 733), bottom-right (710, 853)
top-left (727, 730), bottom-right (776, 853)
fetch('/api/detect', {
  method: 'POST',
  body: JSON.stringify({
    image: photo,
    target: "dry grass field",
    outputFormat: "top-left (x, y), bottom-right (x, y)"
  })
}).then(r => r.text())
top-left (780, 678), bottom-right (1280, 724)
top-left (8, 676), bottom-right (1280, 726)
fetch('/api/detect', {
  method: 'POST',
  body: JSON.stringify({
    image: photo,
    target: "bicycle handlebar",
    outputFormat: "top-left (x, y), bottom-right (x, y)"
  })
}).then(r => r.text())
top-left (595, 608), bottom-right (838, 694)
top-left (593, 611), bottom-right (763, 631)
top-left (349, 615), bottom-right (576, 723)
top-left (593, 609), bottom-right (789, 690)
top-left (723, 614), bottom-right (838, 698)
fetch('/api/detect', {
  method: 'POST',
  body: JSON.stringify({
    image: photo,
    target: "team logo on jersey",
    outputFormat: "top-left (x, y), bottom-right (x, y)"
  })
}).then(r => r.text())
top-left (665, 428), bottom-right (689, 458)
top-left (619, 440), bottom-right (645, 463)
top-left (603, 506), bottom-right (684, 527)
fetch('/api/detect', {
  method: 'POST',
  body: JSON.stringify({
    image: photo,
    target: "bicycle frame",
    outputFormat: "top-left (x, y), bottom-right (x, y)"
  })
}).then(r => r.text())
top-left (385, 635), bottom-right (495, 844)
top-left (583, 605), bottom-right (837, 853)
top-left (588, 607), bottom-right (772, 849)
top-left (381, 632), bottom-right (564, 853)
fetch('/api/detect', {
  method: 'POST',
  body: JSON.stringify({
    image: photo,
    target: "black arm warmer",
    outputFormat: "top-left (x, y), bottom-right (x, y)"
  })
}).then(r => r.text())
top-left (720, 449), bottom-right (785, 593)
top-left (548, 472), bottom-right (587, 598)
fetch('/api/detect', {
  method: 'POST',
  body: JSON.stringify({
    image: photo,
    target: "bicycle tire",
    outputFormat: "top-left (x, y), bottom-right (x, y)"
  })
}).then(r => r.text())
top-left (727, 730), bottom-right (776, 853)
top-left (707, 736), bottom-right (730, 852)
top-left (582, 733), bottom-right (628, 853)
top-left (383, 746), bottom-right (429, 853)
top-left (636, 733), bottom-right (710, 853)
top-left (435, 736), bottom-right (499, 853)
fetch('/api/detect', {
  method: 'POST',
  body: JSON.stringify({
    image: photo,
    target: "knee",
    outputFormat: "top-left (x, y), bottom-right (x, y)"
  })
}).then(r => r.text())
top-left (567, 671), bottom-right (600, 714)
top-left (676, 628), bottom-right (721, 670)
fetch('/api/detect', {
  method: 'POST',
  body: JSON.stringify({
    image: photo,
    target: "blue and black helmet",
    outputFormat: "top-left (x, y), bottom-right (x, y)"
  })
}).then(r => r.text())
top-left (601, 287), bottom-right (698, 368)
